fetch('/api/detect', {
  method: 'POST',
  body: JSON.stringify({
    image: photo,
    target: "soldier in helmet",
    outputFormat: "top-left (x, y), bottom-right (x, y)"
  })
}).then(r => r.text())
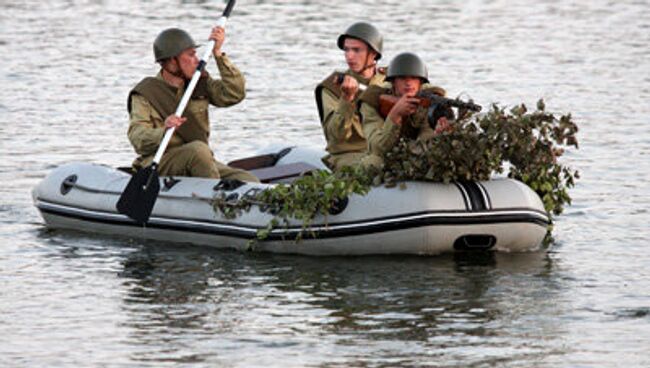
top-left (359, 52), bottom-right (451, 167)
top-left (127, 27), bottom-right (259, 182)
top-left (315, 22), bottom-right (386, 171)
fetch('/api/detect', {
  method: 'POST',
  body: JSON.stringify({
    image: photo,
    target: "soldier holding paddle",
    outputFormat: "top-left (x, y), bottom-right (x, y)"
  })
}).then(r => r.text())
top-left (127, 26), bottom-right (258, 182)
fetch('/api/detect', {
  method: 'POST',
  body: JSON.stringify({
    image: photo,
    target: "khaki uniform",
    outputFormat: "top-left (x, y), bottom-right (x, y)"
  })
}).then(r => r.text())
top-left (359, 84), bottom-right (446, 168)
top-left (127, 54), bottom-right (259, 182)
top-left (315, 69), bottom-right (385, 171)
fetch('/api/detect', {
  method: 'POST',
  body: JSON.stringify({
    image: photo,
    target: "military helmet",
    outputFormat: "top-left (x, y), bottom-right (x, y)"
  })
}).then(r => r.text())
top-left (386, 52), bottom-right (429, 83)
top-left (153, 28), bottom-right (199, 62)
top-left (337, 22), bottom-right (383, 60)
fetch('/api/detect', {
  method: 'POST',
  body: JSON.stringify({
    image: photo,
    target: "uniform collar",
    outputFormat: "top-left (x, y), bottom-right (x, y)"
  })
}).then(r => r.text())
top-left (347, 69), bottom-right (372, 85)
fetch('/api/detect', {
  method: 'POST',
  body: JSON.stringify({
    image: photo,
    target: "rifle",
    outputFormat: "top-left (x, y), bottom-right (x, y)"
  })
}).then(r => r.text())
top-left (378, 91), bottom-right (482, 129)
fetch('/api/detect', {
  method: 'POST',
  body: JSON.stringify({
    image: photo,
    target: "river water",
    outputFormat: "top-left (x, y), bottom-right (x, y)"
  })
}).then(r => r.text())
top-left (1, 0), bottom-right (649, 367)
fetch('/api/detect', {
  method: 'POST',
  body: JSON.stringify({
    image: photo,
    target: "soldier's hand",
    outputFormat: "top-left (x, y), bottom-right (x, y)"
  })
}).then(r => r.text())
top-left (434, 117), bottom-right (453, 134)
top-left (210, 26), bottom-right (225, 57)
top-left (164, 115), bottom-right (187, 129)
top-left (387, 95), bottom-right (419, 126)
top-left (336, 75), bottom-right (359, 102)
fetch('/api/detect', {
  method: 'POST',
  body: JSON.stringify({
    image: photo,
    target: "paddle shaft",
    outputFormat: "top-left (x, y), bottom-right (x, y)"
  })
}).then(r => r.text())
top-left (152, 3), bottom-right (235, 164)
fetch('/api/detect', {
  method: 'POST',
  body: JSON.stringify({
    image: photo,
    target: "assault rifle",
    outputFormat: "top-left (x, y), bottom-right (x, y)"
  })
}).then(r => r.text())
top-left (378, 91), bottom-right (482, 129)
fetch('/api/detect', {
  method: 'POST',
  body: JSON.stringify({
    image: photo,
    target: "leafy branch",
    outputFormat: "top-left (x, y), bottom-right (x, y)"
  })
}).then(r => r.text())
top-left (378, 99), bottom-right (579, 214)
top-left (213, 167), bottom-right (373, 243)
top-left (213, 99), bottom-right (579, 242)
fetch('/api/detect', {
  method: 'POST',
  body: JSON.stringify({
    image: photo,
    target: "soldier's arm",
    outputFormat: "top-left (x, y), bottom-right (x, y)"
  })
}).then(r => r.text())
top-left (321, 88), bottom-right (362, 142)
top-left (416, 118), bottom-right (436, 141)
top-left (360, 102), bottom-right (401, 157)
top-left (410, 106), bottom-right (436, 141)
top-left (206, 54), bottom-right (246, 107)
top-left (127, 95), bottom-right (166, 156)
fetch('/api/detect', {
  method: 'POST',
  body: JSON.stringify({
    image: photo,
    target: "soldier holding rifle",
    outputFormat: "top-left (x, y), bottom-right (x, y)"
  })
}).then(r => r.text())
top-left (360, 52), bottom-right (475, 168)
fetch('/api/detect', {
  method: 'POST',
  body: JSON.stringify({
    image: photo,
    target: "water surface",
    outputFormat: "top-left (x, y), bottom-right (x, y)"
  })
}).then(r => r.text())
top-left (1, 0), bottom-right (649, 366)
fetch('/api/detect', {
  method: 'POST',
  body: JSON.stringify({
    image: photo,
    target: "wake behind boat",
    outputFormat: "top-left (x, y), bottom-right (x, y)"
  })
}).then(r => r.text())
top-left (32, 146), bottom-right (550, 256)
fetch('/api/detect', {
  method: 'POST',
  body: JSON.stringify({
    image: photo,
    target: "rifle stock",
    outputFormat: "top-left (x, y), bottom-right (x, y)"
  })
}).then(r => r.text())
top-left (378, 92), bottom-right (482, 119)
top-left (378, 95), bottom-right (431, 118)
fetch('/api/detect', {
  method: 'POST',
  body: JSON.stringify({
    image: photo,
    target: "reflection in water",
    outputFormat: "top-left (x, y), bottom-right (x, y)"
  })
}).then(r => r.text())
top-left (114, 245), bottom-right (567, 366)
top-left (117, 246), bottom-right (235, 363)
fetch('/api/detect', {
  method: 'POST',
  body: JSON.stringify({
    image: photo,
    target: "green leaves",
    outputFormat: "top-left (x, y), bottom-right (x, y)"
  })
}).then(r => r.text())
top-left (212, 166), bottom-right (373, 243)
top-left (213, 99), bottom-right (579, 244)
top-left (378, 99), bottom-right (579, 215)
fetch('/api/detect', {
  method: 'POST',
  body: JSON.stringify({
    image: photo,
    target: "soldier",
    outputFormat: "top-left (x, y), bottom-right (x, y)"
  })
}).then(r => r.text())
top-left (359, 52), bottom-right (451, 168)
top-left (315, 22), bottom-right (386, 171)
top-left (127, 27), bottom-right (259, 182)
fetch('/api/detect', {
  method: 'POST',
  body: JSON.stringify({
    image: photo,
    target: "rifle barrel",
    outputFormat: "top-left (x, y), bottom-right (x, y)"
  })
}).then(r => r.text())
top-left (418, 92), bottom-right (482, 112)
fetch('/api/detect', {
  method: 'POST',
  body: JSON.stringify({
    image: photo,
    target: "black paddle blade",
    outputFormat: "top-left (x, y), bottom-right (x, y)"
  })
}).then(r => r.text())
top-left (116, 165), bottom-right (161, 224)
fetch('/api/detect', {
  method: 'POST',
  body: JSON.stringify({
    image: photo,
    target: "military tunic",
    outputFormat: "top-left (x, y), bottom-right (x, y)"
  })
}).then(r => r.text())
top-left (359, 84), bottom-right (446, 168)
top-left (127, 54), bottom-right (259, 182)
top-left (314, 69), bottom-right (385, 171)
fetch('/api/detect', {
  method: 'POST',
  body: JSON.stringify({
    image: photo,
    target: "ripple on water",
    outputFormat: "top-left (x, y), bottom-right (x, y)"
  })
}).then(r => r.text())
top-left (612, 308), bottom-right (650, 320)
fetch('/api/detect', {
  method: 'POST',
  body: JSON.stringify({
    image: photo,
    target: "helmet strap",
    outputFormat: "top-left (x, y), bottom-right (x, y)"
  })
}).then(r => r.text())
top-left (358, 52), bottom-right (376, 78)
top-left (162, 57), bottom-right (186, 80)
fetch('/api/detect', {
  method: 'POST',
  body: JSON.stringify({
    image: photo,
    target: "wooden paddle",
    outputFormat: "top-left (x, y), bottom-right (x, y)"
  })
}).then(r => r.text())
top-left (116, 0), bottom-right (237, 224)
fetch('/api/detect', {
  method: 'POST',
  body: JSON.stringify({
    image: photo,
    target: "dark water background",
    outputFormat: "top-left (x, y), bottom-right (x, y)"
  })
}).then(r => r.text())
top-left (1, 0), bottom-right (649, 366)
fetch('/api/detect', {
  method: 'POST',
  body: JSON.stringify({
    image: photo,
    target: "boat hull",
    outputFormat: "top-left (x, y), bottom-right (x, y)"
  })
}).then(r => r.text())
top-left (32, 161), bottom-right (550, 256)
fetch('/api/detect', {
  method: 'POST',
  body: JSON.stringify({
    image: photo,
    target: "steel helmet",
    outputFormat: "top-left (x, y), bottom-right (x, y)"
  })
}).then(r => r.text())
top-left (153, 28), bottom-right (199, 62)
top-left (386, 52), bottom-right (429, 83)
top-left (337, 22), bottom-right (383, 60)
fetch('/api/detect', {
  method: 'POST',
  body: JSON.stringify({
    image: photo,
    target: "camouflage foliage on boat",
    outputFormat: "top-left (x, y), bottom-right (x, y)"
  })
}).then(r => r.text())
top-left (213, 99), bottom-right (579, 243)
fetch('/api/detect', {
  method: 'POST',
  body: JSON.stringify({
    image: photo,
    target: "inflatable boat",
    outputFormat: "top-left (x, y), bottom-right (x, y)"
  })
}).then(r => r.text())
top-left (32, 147), bottom-right (551, 256)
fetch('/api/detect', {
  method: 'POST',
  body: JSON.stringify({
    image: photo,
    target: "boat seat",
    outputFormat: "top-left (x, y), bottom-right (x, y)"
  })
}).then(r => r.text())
top-left (249, 162), bottom-right (320, 183)
top-left (227, 147), bottom-right (293, 170)
top-left (117, 166), bottom-right (135, 175)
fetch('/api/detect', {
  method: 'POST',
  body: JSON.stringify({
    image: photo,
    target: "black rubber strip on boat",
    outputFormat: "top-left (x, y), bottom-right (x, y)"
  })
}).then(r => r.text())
top-left (38, 203), bottom-right (550, 242)
top-left (458, 181), bottom-right (488, 211)
top-left (476, 182), bottom-right (492, 210)
top-left (454, 182), bottom-right (471, 211)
